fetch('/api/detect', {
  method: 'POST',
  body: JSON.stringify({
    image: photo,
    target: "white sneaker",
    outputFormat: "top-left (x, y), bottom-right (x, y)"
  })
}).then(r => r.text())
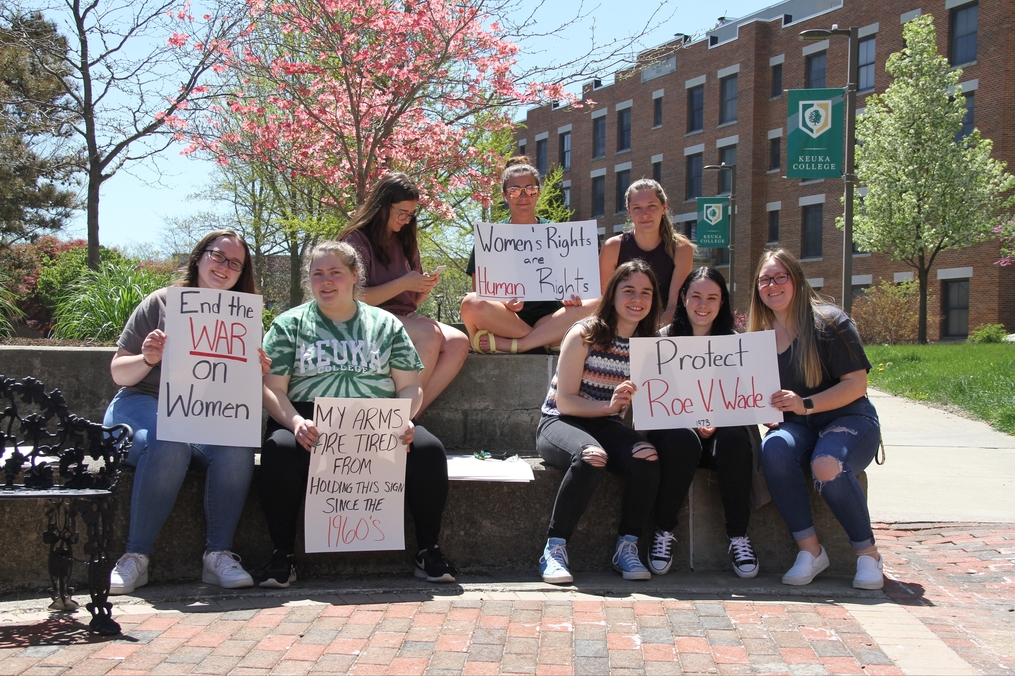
top-left (781, 547), bottom-right (829, 586)
top-left (110, 553), bottom-right (149, 595)
top-left (853, 554), bottom-right (884, 590)
top-left (202, 551), bottom-right (254, 589)
top-left (648, 529), bottom-right (676, 575)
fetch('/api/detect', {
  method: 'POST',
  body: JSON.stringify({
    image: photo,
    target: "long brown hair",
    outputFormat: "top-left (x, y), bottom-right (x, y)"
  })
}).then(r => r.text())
top-left (583, 260), bottom-right (660, 349)
top-left (177, 229), bottom-right (257, 294)
top-left (748, 248), bottom-right (832, 388)
top-left (338, 173), bottom-right (421, 267)
top-left (625, 178), bottom-right (692, 260)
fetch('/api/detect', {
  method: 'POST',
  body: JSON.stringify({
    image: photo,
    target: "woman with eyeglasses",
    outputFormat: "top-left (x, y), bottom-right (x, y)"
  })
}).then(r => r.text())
top-left (749, 249), bottom-right (883, 590)
top-left (460, 156), bottom-right (592, 354)
top-left (103, 230), bottom-right (269, 594)
top-left (338, 173), bottom-right (468, 415)
top-left (599, 179), bottom-right (694, 327)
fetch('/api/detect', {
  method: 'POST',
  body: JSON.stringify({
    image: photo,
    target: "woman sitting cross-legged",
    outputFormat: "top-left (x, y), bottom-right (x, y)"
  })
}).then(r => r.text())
top-left (257, 241), bottom-right (456, 588)
top-left (536, 260), bottom-right (662, 584)
top-left (749, 248), bottom-right (883, 590)
top-left (645, 267), bottom-right (761, 579)
top-left (338, 173), bottom-right (468, 415)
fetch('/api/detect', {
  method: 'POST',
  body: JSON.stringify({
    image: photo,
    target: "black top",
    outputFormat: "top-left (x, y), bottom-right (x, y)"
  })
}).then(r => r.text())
top-left (617, 230), bottom-right (675, 309)
top-left (777, 306), bottom-right (872, 399)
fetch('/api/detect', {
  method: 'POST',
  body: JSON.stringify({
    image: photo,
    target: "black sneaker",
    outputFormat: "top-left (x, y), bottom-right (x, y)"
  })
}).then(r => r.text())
top-left (414, 545), bottom-right (457, 583)
top-left (729, 535), bottom-right (759, 579)
top-left (258, 550), bottom-right (297, 588)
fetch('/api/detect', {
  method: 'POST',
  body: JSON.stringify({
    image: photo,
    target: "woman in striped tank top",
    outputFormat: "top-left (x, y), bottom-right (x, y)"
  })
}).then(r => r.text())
top-left (536, 260), bottom-right (662, 584)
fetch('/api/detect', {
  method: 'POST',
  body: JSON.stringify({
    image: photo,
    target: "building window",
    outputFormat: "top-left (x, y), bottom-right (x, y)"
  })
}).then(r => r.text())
top-left (592, 117), bottom-right (606, 159)
top-left (685, 154), bottom-right (703, 201)
top-left (616, 170), bottom-right (631, 213)
top-left (805, 52), bottom-right (826, 89)
top-left (957, 92), bottom-right (975, 140)
top-left (771, 63), bottom-right (783, 98)
top-left (716, 246), bottom-right (729, 266)
top-left (687, 85), bottom-right (704, 133)
top-left (653, 97), bottom-right (663, 127)
top-left (684, 221), bottom-right (696, 242)
top-left (719, 75), bottom-right (738, 124)
top-left (949, 2), bottom-right (978, 66)
top-left (559, 132), bottom-right (571, 171)
top-left (858, 37), bottom-right (876, 92)
top-left (767, 210), bottom-right (780, 242)
top-left (801, 204), bottom-right (823, 258)
top-left (535, 138), bottom-right (547, 176)
top-left (652, 160), bottom-right (662, 183)
top-left (617, 108), bottom-right (632, 152)
top-left (591, 176), bottom-right (605, 217)
top-left (718, 145), bottom-right (736, 194)
top-left (518, 140), bottom-right (526, 156)
top-left (563, 186), bottom-right (571, 209)
top-left (769, 137), bottom-right (781, 171)
top-left (943, 279), bottom-right (969, 337)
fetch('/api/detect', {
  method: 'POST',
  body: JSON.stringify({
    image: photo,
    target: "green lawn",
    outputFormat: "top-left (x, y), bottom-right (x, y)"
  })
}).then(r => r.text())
top-left (866, 343), bottom-right (1015, 436)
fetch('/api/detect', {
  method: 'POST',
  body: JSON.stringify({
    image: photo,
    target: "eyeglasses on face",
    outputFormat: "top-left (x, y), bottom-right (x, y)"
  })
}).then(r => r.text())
top-left (393, 206), bottom-right (417, 221)
top-left (757, 273), bottom-right (791, 288)
top-left (204, 249), bottom-right (244, 272)
top-left (505, 185), bottom-right (540, 198)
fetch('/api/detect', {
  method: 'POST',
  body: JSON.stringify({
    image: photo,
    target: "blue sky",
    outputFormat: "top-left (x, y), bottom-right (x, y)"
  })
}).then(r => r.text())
top-left (71, 0), bottom-right (762, 249)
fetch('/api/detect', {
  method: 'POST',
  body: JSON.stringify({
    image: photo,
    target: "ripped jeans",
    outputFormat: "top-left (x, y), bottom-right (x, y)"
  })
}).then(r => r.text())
top-left (761, 397), bottom-right (880, 550)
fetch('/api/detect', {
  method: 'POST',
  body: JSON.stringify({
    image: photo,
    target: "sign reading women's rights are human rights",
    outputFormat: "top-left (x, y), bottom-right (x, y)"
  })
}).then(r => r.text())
top-left (629, 332), bottom-right (783, 430)
top-left (472, 220), bottom-right (601, 301)
top-left (158, 287), bottom-right (263, 447)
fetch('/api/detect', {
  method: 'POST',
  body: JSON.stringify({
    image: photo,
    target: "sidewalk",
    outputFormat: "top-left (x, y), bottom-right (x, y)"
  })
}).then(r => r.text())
top-left (0, 390), bottom-right (1013, 675)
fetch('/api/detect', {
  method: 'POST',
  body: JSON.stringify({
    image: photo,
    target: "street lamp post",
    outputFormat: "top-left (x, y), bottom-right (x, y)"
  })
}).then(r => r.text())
top-left (800, 24), bottom-right (859, 314)
top-left (704, 162), bottom-right (736, 309)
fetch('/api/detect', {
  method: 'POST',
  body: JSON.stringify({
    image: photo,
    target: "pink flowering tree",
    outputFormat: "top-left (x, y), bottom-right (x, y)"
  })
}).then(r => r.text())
top-left (188, 0), bottom-right (576, 222)
top-left (999, 222), bottom-right (1015, 267)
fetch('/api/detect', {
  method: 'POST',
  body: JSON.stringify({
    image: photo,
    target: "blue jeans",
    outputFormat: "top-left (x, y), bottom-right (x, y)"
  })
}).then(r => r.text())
top-left (104, 389), bottom-right (255, 555)
top-left (761, 397), bottom-right (880, 550)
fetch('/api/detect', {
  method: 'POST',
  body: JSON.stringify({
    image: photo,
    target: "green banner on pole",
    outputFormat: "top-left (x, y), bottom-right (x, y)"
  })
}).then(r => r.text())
top-left (696, 197), bottom-right (730, 248)
top-left (786, 88), bottom-right (844, 178)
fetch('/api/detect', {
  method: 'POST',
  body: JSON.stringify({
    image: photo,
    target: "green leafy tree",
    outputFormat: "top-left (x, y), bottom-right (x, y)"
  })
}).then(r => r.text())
top-left (846, 15), bottom-right (1015, 343)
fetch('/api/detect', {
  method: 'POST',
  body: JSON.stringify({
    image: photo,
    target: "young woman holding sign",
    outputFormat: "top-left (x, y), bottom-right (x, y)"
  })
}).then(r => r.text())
top-left (103, 230), bottom-right (267, 594)
top-left (749, 249), bottom-right (883, 589)
top-left (338, 173), bottom-right (468, 415)
top-left (256, 240), bottom-right (456, 588)
top-left (644, 267), bottom-right (763, 578)
top-left (598, 179), bottom-right (694, 328)
top-left (460, 156), bottom-right (592, 354)
top-left (536, 260), bottom-right (661, 584)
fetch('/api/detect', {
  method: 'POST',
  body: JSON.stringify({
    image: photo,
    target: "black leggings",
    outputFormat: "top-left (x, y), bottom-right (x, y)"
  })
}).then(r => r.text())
top-left (536, 414), bottom-right (660, 541)
top-left (647, 426), bottom-right (753, 538)
top-left (258, 401), bottom-right (449, 554)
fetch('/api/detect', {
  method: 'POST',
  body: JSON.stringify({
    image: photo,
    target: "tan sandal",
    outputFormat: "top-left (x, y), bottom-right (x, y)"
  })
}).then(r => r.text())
top-left (472, 329), bottom-right (518, 354)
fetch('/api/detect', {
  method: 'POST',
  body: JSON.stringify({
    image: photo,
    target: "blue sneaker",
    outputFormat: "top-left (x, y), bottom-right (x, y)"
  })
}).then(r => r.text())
top-left (539, 537), bottom-right (573, 584)
top-left (612, 535), bottom-right (651, 580)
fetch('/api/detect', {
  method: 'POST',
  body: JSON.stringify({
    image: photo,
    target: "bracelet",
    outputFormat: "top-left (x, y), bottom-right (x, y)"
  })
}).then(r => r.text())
top-left (142, 355), bottom-right (161, 368)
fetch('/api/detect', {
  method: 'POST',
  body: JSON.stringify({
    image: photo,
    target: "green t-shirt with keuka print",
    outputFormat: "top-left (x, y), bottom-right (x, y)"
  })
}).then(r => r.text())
top-left (263, 300), bottom-right (423, 403)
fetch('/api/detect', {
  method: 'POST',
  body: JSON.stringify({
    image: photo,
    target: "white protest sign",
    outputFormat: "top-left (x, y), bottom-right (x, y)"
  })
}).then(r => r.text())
top-left (630, 331), bottom-right (784, 430)
top-left (158, 287), bottom-right (263, 447)
top-left (472, 220), bottom-right (601, 301)
top-left (303, 397), bottom-right (410, 553)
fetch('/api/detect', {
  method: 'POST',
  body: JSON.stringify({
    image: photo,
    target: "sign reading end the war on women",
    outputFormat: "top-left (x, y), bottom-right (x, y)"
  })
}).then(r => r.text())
top-left (629, 332), bottom-right (783, 430)
top-left (304, 397), bottom-right (411, 553)
top-left (786, 88), bottom-right (844, 179)
top-left (158, 287), bottom-right (263, 447)
top-left (696, 197), bottom-right (730, 248)
top-left (472, 220), bottom-right (601, 301)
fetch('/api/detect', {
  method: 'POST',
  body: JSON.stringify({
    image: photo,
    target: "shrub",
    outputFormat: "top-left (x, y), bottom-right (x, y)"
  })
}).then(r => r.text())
top-left (850, 280), bottom-right (919, 344)
top-left (968, 323), bottom-right (1010, 344)
top-left (0, 279), bottom-right (23, 337)
top-left (52, 262), bottom-right (173, 342)
top-left (37, 244), bottom-right (129, 313)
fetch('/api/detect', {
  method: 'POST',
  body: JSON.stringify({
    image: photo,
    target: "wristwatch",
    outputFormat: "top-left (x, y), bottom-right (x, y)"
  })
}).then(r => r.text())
top-left (802, 398), bottom-right (814, 414)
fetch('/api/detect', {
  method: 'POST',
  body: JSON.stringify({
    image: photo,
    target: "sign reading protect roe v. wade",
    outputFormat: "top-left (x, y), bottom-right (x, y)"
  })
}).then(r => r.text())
top-left (629, 332), bottom-right (783, 430)
top-left (472, 220), bottom-right (601, 301)
top-left (304, 398), bottom-right (411, 553)
top-left (158, 287), bottom-right (263, 447)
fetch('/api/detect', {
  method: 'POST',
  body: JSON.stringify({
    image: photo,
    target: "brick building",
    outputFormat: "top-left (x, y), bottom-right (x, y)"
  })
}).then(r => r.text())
top-left (515, 0), bottom-right (1014, 339)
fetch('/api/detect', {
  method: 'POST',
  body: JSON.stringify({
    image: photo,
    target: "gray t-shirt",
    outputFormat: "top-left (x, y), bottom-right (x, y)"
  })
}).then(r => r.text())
top-left (115, 287), bottom-right (169, 398)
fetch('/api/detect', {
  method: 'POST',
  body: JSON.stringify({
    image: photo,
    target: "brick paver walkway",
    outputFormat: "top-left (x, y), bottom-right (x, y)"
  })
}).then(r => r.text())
top-left (0, 524), bottom-right (1012, 675)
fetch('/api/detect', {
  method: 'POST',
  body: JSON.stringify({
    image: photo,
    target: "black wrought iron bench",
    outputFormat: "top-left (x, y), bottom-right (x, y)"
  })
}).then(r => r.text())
top-left (0, 375), bottom-right (132, 635)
